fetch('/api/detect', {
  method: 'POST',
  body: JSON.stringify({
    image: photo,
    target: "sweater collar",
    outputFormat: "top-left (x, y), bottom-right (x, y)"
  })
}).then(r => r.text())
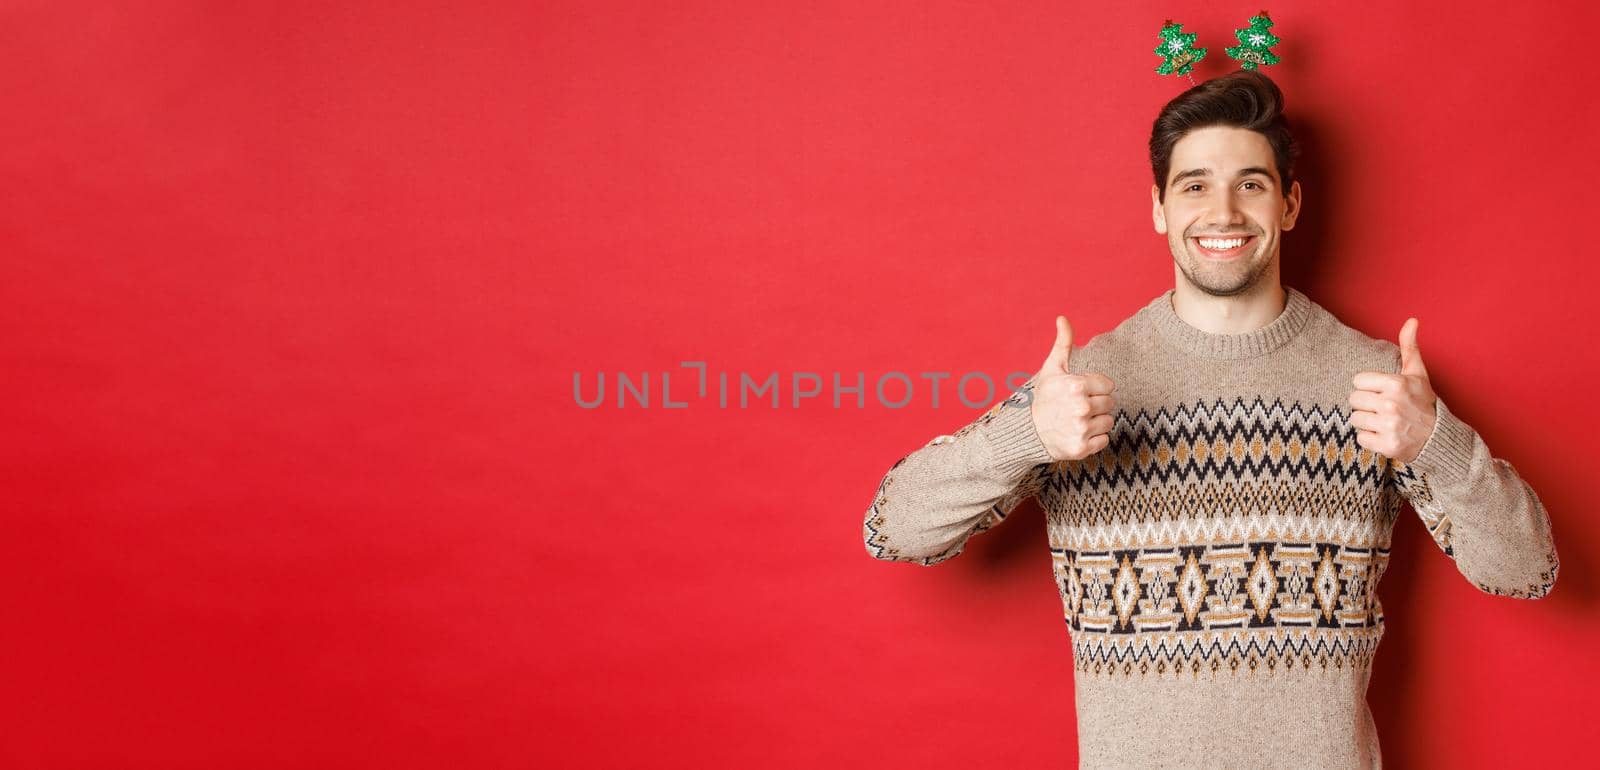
top-left (1146, 285), bottom-right (1314, 360)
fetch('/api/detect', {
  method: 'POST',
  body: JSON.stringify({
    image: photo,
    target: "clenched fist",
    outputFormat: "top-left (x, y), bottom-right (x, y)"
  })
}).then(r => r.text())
top-left (1031, 316), bottom-right (1117, 462)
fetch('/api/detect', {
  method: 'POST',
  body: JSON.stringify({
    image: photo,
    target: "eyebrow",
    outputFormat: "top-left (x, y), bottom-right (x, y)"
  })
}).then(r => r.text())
top-left (1169, 166), bottom-right (1278, 188)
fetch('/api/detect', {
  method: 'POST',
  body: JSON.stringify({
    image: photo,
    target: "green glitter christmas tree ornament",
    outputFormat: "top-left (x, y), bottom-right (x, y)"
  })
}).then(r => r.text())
top-left (1154, 19), bottom-right (1207, 84)
top-left (1226, 10), bottom-right (1282, 70)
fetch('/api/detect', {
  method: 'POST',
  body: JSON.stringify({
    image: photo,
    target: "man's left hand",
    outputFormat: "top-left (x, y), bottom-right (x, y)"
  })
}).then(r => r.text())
top-left (1349, 317), bottom-right (1438, 464)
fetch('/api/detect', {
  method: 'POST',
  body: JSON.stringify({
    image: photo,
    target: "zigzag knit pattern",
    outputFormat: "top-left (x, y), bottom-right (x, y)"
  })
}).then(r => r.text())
top-left (1045, 396), bottom-right (1401, 679)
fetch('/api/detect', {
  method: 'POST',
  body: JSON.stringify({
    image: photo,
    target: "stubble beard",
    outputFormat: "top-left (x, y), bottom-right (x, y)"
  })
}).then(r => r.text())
top-left (1173, 236), bottom-right (1272, 298)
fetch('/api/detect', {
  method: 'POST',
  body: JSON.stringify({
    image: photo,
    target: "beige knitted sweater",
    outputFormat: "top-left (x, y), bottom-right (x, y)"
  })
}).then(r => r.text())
top-left (862, 285), bottom-right (1559, 769)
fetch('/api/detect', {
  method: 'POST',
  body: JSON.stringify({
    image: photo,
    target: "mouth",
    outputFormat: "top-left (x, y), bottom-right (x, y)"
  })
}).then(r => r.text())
top-left (1189, 234), bottom-right (1257, 261)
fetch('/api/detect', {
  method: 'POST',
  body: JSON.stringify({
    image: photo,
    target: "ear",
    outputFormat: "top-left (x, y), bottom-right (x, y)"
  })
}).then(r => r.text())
top-left (1281, 180), bottom-right (1302, 231)
top-left (1151, 184), bottom-right (1168, 235)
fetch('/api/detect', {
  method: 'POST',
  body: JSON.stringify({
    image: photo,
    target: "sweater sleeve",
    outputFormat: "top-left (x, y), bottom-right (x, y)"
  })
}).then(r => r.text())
top-left (1388, 394), bottom-right (1560, 599)
top-left (862, 375), bottom-right (1056, 566)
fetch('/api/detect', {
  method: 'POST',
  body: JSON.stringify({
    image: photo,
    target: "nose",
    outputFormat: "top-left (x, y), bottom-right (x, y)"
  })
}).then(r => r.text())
top-left (1208, 190), bottom-right (1246, 229)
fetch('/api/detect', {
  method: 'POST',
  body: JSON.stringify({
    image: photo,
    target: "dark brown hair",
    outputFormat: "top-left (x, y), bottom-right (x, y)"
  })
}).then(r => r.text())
top-left (1149, 70), bottom-right (1299, 202)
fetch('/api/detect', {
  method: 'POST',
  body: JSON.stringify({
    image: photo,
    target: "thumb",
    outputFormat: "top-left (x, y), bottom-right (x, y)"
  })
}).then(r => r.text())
top-left (1398, 317), bottom-right (1428, 378)
top-left (1041, 315), bottom-right (1074, 375)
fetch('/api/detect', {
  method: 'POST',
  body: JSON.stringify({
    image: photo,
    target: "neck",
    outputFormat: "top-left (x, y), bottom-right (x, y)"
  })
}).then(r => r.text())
top-left (1170, 278), bottom-right (1287, 335)
top-left (1149, 282), bottom-right (1312, 360)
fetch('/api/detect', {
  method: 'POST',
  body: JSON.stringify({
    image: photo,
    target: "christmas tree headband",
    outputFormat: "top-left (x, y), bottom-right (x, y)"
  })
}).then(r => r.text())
top-left (1154, 10), bottom-right (1281, 86)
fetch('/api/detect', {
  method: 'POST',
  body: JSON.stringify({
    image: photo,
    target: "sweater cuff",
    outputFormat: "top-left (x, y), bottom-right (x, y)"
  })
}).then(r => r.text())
top-left (979, 391), bottom-right (1055, 479)
top-left (1403, 396), bottom-right (1476, 485)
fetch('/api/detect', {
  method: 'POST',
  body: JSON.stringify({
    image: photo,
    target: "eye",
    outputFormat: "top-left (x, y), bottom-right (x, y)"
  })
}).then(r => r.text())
top-left (1241, 181), bottom-right (1264, 191)
top-left (1184, 183), bottom-right (1203, 192)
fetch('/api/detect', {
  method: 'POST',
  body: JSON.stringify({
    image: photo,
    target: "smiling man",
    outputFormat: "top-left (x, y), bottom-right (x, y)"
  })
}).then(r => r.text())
top-left (1156, 125), bottom-right (1298, 305)
top-left (862, 70), bottom-right (1559, 768)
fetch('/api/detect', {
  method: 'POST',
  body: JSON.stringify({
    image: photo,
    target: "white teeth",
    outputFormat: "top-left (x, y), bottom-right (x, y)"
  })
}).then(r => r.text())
top-left (1198, 237), bottom-right (1247, 250)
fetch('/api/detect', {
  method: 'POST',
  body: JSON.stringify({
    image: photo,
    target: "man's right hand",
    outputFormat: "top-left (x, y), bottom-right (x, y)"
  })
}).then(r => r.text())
top-left (1030, 316), bottom-right (1117, 462)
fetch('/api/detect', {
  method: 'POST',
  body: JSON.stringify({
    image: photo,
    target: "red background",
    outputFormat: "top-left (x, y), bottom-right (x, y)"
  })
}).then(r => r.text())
top-left (4, 1), bottom-right (1598, 767)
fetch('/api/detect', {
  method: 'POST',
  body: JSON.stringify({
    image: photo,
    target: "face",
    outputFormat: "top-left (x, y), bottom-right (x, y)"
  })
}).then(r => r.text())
top-left (1151, 125), bottom-right (1301, 297)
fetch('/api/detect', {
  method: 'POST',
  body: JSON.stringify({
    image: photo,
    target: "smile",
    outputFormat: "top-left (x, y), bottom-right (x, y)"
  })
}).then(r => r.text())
top-left (1191, 235), bottom-right (1256, 260)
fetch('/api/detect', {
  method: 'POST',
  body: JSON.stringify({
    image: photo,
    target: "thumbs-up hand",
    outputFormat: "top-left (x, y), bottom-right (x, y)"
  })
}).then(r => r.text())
top-left (1348, 317), bottom-right (1439, 463)
top-left (1031, 316), bottom-right (1118, 462)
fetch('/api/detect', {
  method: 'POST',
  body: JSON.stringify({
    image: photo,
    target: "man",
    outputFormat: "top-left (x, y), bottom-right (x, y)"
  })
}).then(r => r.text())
top-left (861, 70), bottom-right (1558, 769)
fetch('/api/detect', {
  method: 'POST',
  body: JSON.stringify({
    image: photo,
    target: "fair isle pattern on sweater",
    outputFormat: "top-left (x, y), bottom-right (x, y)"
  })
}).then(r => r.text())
top-left (862, 285), bottom-right (1559, 768)
top-left (1042, 395), bottom-right (1400, 679)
